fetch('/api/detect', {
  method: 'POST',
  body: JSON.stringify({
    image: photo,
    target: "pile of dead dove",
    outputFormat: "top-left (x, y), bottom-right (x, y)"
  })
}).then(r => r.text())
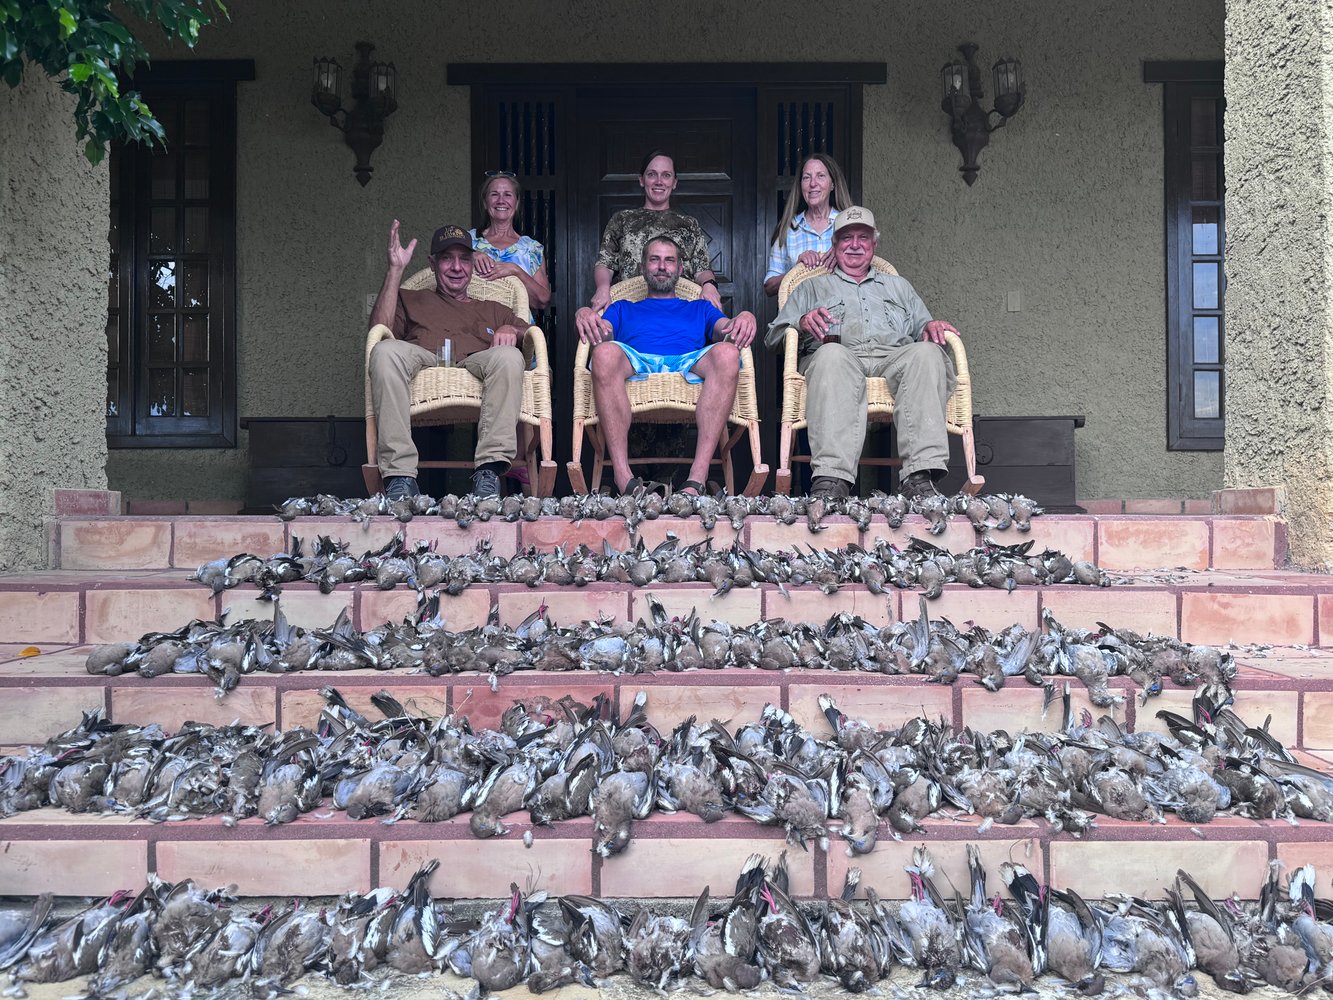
top-left (5, 848), bottom-right (1333, 995)
top-left (84, 598), bottom-right (1222, 706)
top-left (276, 489), bottom-right (1043, 535)
top-left (7, 674), bottom-right (1316, 847)
top-left (190, 532), bottom-right (1111, 600)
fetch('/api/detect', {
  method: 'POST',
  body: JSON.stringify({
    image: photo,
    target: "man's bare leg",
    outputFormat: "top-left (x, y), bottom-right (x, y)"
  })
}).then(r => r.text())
top-left (685, 342), bottom-right (741, 489)
top-left (590, 342), bottom-right (636, 491)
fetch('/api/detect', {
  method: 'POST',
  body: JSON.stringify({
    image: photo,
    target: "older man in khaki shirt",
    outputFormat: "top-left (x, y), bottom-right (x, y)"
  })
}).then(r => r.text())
top-left (765, 206), bottom-right (960, 500)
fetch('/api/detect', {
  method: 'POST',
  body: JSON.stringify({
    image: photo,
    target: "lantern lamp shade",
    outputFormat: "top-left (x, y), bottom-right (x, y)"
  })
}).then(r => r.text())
top-left (312, 56), bottom-right (341, 101)
top-left (370, 61), bottom-right (397, 103)
top-left (992, 57), bottom-right (1022, 99)
top-left (940, 60), bottom-right (966, 101)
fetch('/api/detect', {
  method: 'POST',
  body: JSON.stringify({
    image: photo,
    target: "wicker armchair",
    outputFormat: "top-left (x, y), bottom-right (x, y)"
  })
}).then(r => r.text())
top-left (567, 276), bottom-right (769, 496)
top-left (362, 269), bottom-right (556, 497)
top-left (774, 257), bottom-right (983, 495)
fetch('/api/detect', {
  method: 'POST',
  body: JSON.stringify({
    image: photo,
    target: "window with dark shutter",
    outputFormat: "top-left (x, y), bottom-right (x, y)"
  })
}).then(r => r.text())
top-left (1149, 63), bottom-right (1225, 451)
top-left (107, 62), bottom-right (251, 448)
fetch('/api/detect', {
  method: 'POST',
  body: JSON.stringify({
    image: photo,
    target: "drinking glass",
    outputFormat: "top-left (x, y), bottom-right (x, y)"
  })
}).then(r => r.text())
top-left (437, 339), bottom-right (454, 366)
top-left (825, 302), bottom-right (845, 344)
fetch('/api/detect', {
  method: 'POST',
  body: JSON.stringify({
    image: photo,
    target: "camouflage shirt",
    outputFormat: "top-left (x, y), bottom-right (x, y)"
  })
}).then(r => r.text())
top-left (595, 208), bottom-right (713, 280)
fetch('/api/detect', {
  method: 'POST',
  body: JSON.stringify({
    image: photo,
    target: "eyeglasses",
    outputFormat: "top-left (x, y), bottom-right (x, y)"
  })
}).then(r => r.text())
top-left (485, 169), bottom-right (517, 179)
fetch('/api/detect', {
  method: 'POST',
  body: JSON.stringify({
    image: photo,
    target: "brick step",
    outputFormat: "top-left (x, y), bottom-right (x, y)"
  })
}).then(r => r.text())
top-left (1, 566), bottom-right (1328, 647)
top-left (2, 645), bottom-right (1330, 748)
top-left (3, 799), bottom-right (1331, 901)
top-left (49, 512), bottom-right (1284, 574)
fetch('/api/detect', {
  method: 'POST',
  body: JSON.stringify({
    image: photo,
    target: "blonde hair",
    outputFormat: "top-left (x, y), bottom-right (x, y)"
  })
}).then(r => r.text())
top-left (770, 153), bottom-right (853, 250)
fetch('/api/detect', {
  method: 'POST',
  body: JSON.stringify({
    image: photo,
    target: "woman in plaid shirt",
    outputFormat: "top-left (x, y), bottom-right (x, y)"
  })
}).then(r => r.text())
top-left (764, 153), bottom-right (854, 296)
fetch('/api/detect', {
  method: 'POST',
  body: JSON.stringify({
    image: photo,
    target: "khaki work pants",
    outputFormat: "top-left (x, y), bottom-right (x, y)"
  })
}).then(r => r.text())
top-left (801, 340), bottom-right (956, 485)
top-left (368, 334), bottom-right (524, 478)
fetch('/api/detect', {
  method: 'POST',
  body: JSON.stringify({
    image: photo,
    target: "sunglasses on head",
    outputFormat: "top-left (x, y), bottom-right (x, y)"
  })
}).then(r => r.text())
top-left (485, 170), bottom-right (517, 179)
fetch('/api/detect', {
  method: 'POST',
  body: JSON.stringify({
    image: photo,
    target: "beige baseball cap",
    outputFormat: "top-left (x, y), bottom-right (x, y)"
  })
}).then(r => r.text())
top-left (833, 206), bottom-right (876, 233)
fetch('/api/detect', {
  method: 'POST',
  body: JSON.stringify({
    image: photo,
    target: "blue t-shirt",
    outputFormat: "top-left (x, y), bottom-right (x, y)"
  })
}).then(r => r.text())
top-left (604, 297), bottom-right (726, 356)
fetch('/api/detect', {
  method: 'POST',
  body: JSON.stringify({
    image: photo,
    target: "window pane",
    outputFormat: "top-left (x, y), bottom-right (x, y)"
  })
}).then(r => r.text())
top-left (150, 261), bottom-right (177, 309)
top-left (1193, 316), bottom-right (1220, 364)
top-left (184, 263), bottom-right (209, 308)
top-left (183, 100), bottom-right (210, 146)
top-left (182, 316), bottom-right (209, 362)
top-left (183, 207), bottom-right (209, 254)
top-left (149, 368), bottom-right (176, 417)
top-left (1192, 206), bottom-right (1220, 255)
top-left (151, 152), bottom-right (178, 199)
top-left (1191, 98), bottom-right (1219, 146)
top-left (1193, 262), bottom-right (1219, 309)
top-left (184, 151), bottom-right (210, 199)
top-left (1194, 371), bottom-right (1221, 419)
top-left (1191, 155), bottom-right (1221, 201)
top-left (181, 369), bottom-right (209, 416)
top-left (154, 98), bottom-right (179, 147)
top-left (148, 314), bottom-right (176, 362)
top-left (149, 207), bottom-right (177, 255)
top-left (106, 317), bottom-right (119, 364)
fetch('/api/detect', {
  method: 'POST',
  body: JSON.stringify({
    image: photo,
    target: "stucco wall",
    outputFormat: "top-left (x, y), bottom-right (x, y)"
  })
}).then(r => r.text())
top-left (1222, 0), bottom-right (1333, 567)
top-left (114, 0), bottom-right (1225, 502)
top-left (0, 73), bottom-right (109, 571)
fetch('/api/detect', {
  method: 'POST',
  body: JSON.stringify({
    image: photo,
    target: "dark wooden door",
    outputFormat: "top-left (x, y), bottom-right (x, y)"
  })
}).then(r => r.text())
top-left (464, 70), bottom-right (869, 489)
top-left (572, 89), bottom-right (757, 317)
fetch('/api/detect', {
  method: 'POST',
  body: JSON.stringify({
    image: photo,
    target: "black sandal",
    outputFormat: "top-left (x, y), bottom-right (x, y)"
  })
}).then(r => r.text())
top-left (678, 479), bottom-right (706, 497)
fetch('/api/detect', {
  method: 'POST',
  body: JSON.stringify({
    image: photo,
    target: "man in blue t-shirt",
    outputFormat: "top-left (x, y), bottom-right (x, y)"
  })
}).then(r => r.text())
top-left (575, 236), bottom-right (757, 495)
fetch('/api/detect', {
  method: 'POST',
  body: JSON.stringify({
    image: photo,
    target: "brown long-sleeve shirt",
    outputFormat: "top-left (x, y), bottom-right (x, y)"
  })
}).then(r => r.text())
top-left (392, 288), bottom-right (522, 358)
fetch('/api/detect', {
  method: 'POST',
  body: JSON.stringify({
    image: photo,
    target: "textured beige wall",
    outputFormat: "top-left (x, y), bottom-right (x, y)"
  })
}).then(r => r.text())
top-left (1223, 0), bottom-right (1333, 567)
top-left (0, 72), bottom-right (109, 570)
top-left (111, 0), bottom-right (1225, 502)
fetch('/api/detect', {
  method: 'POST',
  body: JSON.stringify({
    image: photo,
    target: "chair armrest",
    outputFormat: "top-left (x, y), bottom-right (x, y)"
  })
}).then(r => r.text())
top-left (573, 336), bottom-right (591, 371)
top-left (782, 326), bottom-right (801, 380)
top-left (942, 330), bottom-right (970, 382)
top-left (522, 324), bottom-right (550, 373)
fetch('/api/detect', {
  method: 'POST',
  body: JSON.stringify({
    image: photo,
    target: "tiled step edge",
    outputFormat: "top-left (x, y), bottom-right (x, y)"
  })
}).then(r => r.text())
top-left (0, 808), bottom-right (1325, 901)
top-left (49, 513), bottom-right (1285, 574)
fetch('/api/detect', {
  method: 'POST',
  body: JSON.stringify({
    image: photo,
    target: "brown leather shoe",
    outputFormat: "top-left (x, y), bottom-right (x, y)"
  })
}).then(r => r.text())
top-left (900, 471), bottom-right (942, 501)
top-left (810, 476), bottom-right (852, 500)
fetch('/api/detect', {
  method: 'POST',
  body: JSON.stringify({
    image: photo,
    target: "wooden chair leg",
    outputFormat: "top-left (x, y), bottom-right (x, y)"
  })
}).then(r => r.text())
top-left (362, 464), bottom-right (384, 496)
top-left (743, 421), bottom-right (769, 496)
top-left (536, 417), bottom-right (557, 498)
top-left (960, 424), bottom-right (986, 496)
top-left (775, 422), bottom-right (794, 495)
top-left (567, 419), bottom-right (588, 495)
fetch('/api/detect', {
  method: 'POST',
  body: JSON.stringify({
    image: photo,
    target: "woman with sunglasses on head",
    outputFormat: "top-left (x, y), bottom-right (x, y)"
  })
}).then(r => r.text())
top-left (590, 150), bottom-right (722, 311)
top-left (471, 170), bottom-right (552, 310)
top-left (763, 153), bottom-right (853, 297)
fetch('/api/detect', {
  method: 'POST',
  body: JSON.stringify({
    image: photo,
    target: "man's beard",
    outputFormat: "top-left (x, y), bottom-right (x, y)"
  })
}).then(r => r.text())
top-left (645, 270), bottom-right (678, 293)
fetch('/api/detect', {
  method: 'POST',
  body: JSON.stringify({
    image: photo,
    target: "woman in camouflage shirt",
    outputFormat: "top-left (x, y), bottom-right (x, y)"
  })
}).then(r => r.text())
top-left (590, 151), bottom-right (722, 310)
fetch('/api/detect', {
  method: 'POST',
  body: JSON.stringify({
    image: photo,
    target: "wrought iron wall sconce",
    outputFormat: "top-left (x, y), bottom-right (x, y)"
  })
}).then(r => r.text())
top-left (940, 43), bottom-right (1025, 186)
top-left (311, 42), bottom-right (398, 186)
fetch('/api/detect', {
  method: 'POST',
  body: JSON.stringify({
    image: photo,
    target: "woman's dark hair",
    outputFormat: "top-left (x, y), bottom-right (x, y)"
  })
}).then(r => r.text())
top-left (638, 149), bottom-right (675, 176)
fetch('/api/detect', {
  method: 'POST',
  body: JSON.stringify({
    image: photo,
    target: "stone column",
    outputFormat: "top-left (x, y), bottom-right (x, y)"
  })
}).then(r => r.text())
top-left (0, 72), bottom-right (109, 572)
top-left (1223, 0), bottom-right (1333, 567)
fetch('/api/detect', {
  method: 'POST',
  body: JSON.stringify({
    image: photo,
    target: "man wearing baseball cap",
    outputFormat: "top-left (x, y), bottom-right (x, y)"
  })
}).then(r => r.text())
top-left (764, 206), bottom-right (960, 501)
top-left (366, 219), bottom-right (527, 500)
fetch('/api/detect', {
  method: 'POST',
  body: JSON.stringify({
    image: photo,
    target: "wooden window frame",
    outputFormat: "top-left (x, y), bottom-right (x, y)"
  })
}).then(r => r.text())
top-left (1147, 61), bottom-right (1225, 451)
top-left (107, 60), bottom-right (252, 449)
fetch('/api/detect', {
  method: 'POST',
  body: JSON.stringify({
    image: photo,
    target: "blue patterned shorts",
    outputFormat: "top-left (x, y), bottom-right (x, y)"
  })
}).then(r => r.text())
top-left (606, 342), bottom-right (741, 385)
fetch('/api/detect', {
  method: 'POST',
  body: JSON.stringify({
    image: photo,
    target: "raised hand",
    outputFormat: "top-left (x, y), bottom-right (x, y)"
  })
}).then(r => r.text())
top-left (387, 219), bottom-right (417, 271)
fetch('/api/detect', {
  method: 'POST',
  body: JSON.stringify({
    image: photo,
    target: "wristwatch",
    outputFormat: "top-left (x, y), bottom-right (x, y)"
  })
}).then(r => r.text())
top-left (699, 278), bottom-right (719, 288)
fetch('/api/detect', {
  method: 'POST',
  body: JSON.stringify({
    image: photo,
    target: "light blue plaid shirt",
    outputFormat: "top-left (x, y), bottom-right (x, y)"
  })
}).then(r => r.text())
top-left (765, 208), bottom-right (841, 280)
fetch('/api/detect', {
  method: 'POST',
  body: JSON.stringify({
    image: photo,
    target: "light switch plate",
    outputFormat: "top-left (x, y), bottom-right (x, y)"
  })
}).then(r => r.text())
top-left (1006, 290), bottom-right (1022, 312)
